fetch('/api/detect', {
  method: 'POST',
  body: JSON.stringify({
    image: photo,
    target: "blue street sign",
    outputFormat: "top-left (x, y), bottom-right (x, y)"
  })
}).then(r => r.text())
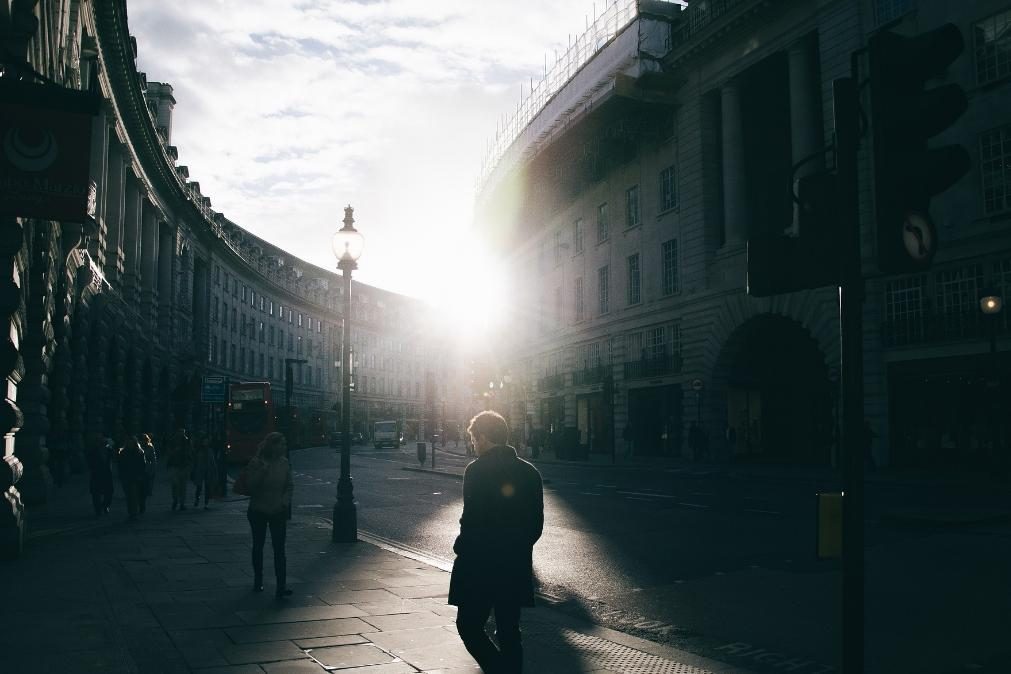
top-left (201, 375), bottom-right (226, 403)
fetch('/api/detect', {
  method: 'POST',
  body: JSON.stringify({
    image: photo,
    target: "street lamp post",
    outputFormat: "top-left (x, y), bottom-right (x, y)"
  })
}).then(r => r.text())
top-left (332, 205), bottom-right (364, 543)
top-left (980, 288), bottom-right (1004, 472)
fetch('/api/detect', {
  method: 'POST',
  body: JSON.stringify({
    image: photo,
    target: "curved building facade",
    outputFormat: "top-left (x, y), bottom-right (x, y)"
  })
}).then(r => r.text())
top-left (0, 0), bottom-right (439, 558)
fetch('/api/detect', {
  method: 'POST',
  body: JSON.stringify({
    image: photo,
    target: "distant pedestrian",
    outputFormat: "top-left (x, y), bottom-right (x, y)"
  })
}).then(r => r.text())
top-left (245, 432), bottom-right (294, 598)
top-left (450, 411), bottom-right (544, 674)
top-left (139, 433), bottom-right (158, 510)
top-left (166, 427), bottom-right (193, 511)
top-left (116, 434), bottom-right (147, 520)
top-left (622, 423), bottom-right (634, 457)
top-left (86, 432), bottom-right (114, 516)
top-left (192, 433), bottom-right (218, 509)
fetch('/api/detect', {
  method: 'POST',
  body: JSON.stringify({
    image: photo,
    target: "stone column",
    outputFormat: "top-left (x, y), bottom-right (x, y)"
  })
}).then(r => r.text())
top-left (122, 173), bottom-right (143, 304)
top-left (158, 225), bottom-right (174, 344)
top-left (0, 216), bottom-right (26, 559)
top-left (104, 139), bottom-right (125, 282)
top-left (87, 104), bottom-right (110, 269)
top-left (140, 203), bottom-right (159, 328)
top-left (721, 79), bottom-right (749, 246)
top-left (789, 35), bottom-right (823, 180)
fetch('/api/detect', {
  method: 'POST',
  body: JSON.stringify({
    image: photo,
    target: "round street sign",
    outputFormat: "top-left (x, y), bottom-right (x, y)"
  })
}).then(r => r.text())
top-left (902, 211), bottom-right (936, 264)
top-left (691, 378), bottom-right (704, 391)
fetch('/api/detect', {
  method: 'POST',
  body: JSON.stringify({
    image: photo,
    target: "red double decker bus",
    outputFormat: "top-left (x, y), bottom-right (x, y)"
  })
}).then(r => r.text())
top-left (225, 381), bottom-right (276, 463)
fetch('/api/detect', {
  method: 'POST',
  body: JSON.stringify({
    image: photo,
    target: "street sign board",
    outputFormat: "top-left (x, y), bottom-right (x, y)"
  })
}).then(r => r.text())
top-left (201, 375), bottom-right (226, 403)
top-left (691, 378), bottom-right (704, 391)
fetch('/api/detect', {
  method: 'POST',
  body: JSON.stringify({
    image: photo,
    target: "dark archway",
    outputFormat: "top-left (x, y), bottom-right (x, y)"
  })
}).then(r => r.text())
top-left (717, 314), bottom-right (834, 465)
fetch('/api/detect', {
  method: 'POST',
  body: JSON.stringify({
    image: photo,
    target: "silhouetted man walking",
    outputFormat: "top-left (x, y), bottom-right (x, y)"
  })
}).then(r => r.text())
top-left (450, 410), bottom-right (544, 673)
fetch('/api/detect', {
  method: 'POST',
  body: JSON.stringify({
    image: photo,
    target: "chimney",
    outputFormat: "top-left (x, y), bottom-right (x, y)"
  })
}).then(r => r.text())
top-left (146, 81), bottom-right (176, 144)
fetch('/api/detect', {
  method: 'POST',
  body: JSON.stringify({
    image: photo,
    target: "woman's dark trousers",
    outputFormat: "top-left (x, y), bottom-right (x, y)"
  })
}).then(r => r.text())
top-left (456, 602), bottom-right (522, 673)
top-left (247, 509), bottom-right (288, 590)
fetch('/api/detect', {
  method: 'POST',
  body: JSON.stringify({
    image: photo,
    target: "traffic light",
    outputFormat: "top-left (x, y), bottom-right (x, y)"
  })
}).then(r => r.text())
top-left (868, 23), bottom-right (970, 274)
top-left (747, 171), bottom-right (841, 297)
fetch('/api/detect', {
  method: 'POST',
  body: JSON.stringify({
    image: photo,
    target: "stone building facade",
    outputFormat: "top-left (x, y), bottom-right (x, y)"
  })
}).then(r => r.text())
top-left (477, 0), bottom-right (1011, 470)
top-left (0, 0), bottom-right (441, 559)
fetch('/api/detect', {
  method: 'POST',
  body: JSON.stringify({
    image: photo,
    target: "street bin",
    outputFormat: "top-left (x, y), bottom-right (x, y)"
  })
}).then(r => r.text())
top-left (417, 442), bottom-right (427, 466)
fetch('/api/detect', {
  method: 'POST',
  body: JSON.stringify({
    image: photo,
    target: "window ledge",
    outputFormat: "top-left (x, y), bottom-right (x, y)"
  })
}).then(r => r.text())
top-left (657, 206), bottom-right (678, 218)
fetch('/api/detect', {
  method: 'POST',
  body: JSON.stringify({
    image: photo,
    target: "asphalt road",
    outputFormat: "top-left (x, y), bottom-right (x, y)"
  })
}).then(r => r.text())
top-left (281, 444), bottom-right (1011, 674)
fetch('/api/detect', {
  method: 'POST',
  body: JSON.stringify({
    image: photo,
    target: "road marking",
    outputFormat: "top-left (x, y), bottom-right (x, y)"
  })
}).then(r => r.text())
top-left (617, 490), bottom-right (676, 499)
top-left (677, 502), bottom-right (710, 509)
top-left (297, 504), bottom-right (324, 508)
top-left (578, 491), bottom-right (602, 496)
top-left (387, 477), bottom-right (410, 480)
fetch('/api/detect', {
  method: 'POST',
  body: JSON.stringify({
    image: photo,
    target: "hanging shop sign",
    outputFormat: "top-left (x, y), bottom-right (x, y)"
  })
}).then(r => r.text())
top-left (0, 79), bottom-right (100, 221)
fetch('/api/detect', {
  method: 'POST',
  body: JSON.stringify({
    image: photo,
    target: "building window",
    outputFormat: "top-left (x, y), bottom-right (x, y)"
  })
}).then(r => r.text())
top-left (980, 124), bottom-right (1011, 213)
top-left (288, 332), bottom-right (294, 352)
top-left (875, 0), bottom-right (912, 25)
top-left (935, 264), bottom-right (985, 339)
top-left (269, 356), bottom-right (274, 379)
top-left (219, 339), bottom-right (226, 367)
top-left (259, 353), bottom-right (265, 377)
top-left (554, 230), bottom-right (562, 264)
top-left (214, 265), bottom-right (221, 285)
top-left (269, 325), bottom-right (275, 346)
top-left (572, 218), bottom-right (584, 254)
top-left (279, 305), bottom-right (284, 320)
top-left (574, 277), bottom-right (585, 322)
top-left (627, 253), bottom-right (641, 305)
top-left (974, 8), bottom-right (1011, 84)
top-left (597, 202), bottom-right (609, 243)
top-left (212, 297), bottom-right (219, 323)
top-left (230, 344), bottom-right (236, 370)
top-left (259, 296), bottom-right (265, 312)
top-left (298, 313), bottom-right (303, 328)
top-left (598, 265), bottom-right (610, 315)
top-left (658, 165), bottom-right (677, 212)
top-left (259, 321), bottom-right (265, 343)
top-left (625, 185), bottom-right (640, 228)
top-left (269, 300), bottom-right (274, 316)
top-left (662, 239), bottom-right (679, 296)
top-left (232, 279), bottom-right (238, 299)
top-left (884, 276), bottom-right (927, 346)
top-left (231, 308), bottom-right (237, 333)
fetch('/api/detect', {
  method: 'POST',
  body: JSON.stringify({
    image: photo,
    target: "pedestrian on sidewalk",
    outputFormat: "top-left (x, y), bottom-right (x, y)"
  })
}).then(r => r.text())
top-left (139, 433), bottom-right (157, 511)
top-left (86, 432), bottom-right (114, 516)
top-left (245, 431), bottom-right (294, 599)
top-left (116, 434), bottom-right (147, 520)
top-left (166, 427), bottom-right (193, 511)
top-left (450, 410), bottom-right (544, 674)
top-left (191, 433), bottom-right (217, 509)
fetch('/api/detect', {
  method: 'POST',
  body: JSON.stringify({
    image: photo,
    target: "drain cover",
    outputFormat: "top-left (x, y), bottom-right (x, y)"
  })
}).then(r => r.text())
top-left (528, 627), bottom-right (713, 674)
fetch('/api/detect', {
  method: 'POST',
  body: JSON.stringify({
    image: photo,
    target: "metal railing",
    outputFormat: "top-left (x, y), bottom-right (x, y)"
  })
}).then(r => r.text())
top-left (573, 365), bottom-right (610, 385)
top-left (478, 0), bottom-right (683, 188)
top-left (623, 354), bottom-right (683, 379)
top-left (883, 311), bottom-right (1009, 348)
top-left (537, 372), bottom-right (566, 392)
top-left (669, 0), bottom-right (757, 50)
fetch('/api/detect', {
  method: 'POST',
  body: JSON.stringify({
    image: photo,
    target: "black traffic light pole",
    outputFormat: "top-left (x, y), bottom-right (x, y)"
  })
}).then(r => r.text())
top-left (834, 75), bottom-right (864, 674)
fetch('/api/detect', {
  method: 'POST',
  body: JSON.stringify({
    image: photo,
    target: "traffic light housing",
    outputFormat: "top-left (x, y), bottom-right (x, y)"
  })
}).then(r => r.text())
top-left (868, 23), bottom-right (970, 274)
top-left (747, 171), bottom-right (841, 297)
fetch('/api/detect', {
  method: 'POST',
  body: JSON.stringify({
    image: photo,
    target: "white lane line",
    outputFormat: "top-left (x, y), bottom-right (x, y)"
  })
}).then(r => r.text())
top-left (617, 491), bottom-right (677, 499)
top-left (677, 502), bottom-right (710, 509)
top-left (578, 492), bottom-right (603, 496)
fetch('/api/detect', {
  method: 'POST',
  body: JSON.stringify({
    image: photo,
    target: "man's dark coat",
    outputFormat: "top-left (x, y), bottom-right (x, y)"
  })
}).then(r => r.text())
top-left (449, 445), bottom-right (544, 607)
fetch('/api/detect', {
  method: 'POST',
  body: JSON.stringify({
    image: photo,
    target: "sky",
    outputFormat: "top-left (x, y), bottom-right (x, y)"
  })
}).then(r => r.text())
top-left (128, 0), bottom-right (607, 308)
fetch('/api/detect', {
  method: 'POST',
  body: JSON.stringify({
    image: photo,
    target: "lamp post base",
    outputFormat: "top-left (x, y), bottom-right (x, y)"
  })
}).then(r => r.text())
top-left (332, 499), bottom-right (357, 543)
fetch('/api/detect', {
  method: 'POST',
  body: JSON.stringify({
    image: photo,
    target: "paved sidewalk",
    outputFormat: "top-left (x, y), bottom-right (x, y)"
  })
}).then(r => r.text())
top-left (2, 470), bottom-right (752, 674)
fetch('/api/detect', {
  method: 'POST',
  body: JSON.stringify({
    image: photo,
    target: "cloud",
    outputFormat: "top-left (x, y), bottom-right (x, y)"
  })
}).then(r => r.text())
top-left (129, 0), bottom-right (599, 296)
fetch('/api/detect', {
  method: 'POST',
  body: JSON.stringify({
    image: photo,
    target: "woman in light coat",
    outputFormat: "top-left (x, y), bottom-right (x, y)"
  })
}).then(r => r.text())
top-left (245, 432), bottom-right (294, 598)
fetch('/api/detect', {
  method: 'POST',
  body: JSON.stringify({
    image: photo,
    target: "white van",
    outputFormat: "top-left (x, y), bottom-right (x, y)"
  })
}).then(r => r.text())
top-left (373, 420), bottom-right (400, 449)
